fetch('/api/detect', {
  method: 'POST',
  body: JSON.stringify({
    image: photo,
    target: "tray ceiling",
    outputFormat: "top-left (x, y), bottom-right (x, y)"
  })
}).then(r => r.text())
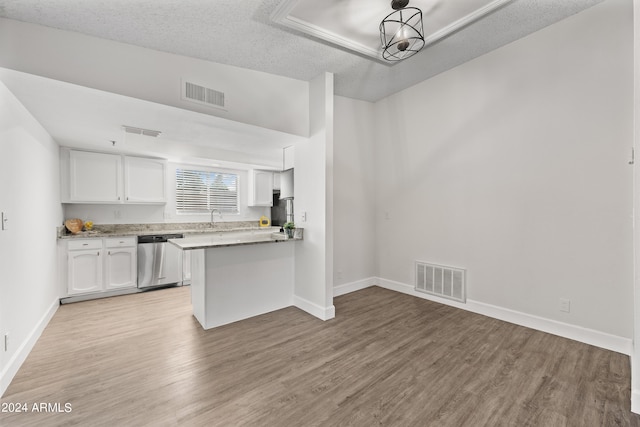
top-left (271, 0), bottom-right (512, 62)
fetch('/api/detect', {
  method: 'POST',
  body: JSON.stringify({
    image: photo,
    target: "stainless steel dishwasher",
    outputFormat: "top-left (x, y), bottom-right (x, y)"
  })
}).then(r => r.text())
top-left (137, 234), bottom-right (184, 289)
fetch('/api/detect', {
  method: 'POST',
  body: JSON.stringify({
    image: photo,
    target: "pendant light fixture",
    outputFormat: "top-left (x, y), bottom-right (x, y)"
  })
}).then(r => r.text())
top-left (380, 0), bottom-right (425, 61)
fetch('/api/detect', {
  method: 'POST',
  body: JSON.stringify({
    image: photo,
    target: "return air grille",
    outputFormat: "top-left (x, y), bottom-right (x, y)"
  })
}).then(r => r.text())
top-left (415, 261), bottom-right (466, 303)
top-left (183, 80), bottom-right (225, 108)
top-left (122, 125), bottom-right (162, 137)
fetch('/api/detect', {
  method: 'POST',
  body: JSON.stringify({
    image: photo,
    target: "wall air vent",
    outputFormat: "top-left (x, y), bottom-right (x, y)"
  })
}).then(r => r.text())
top-left (182, 80), bottom-right (225, 109)
top-left (122, 125), bottom-right (162, 138)
top-left (415, 261), bottom-right (466, 303)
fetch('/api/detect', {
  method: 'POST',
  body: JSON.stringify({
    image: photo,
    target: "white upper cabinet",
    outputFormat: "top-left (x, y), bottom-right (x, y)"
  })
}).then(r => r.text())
top-left (272, 172), bottom-right (281, 191)
top-left (248, 170), bottom-right (273, 206)
top-left (68, 150), bottom-right (122, 203)
top-left (283, 145), bottom-right (294, 170)
top-left (61, 148), bottom-right (167, 204)
top-left (124, 156), bottom-right (166, 203)
top-left (279, 169), bottom-right (294, 200)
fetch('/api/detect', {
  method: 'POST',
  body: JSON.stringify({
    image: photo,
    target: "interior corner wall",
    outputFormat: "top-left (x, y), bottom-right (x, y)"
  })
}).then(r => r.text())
top-left (631, 0), bottom-right (640, 413)
top-left (373, 0), bottom-right (634, 339)
top-left (333, 96), bottom-right (377, 288)
top-left (294, 72), bottom-right (335, 318)
top-left (0, 81), bottom-right (62, 396)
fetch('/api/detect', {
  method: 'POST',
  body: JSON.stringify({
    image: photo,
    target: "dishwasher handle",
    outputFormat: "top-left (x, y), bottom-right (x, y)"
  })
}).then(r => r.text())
top-left (154, 243), bottom-right (166, 280)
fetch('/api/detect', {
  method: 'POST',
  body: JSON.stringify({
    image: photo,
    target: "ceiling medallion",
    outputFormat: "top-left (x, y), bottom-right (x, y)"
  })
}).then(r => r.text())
top-left (380, 0), bottom-right (425, 61)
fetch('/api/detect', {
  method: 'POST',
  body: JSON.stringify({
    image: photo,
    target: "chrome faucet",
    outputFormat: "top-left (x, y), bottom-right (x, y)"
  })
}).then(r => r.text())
top-left (210, 209), bottom-right (220, 228)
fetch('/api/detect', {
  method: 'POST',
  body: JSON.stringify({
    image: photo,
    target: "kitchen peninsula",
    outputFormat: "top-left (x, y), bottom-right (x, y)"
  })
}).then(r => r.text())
top-left (169, 229), bottom-right (302, 329)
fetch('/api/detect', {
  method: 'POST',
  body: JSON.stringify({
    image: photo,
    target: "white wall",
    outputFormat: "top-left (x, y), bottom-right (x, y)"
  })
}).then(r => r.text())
top-left (63, 162), bottom-right (270, 225)
top-left (0, 18), bottom-right (309, 137)
top-left (333, 96), bottom-right (377, 289)
top-left (631, 0), bottom-right (640, 413)
top-left (0, 81), bottom-right (62, 396)
top-left (293, 73), bottom-right (335, 319)
top-left (373, 0), bottom-right (633, 338)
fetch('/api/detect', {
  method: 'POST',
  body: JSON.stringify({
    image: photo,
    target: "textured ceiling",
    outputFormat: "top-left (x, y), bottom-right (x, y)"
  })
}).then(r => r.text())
top-left (0, 0), bottom-right (604, 102)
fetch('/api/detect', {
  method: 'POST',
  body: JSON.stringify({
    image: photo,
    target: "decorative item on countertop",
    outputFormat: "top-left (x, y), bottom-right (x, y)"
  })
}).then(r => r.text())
top-left (283, 222), bottom-right (295, 239)
top-left (259, 215), bottom-right (270, 228)
top-left (84, 220), bottom-right (94, 231)
top-left (64, 218), bottom-right (83, 234)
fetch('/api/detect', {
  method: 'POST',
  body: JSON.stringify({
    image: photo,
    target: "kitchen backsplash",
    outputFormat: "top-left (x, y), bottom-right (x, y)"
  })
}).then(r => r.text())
top-left (57, 221), bottom-right (269, 238)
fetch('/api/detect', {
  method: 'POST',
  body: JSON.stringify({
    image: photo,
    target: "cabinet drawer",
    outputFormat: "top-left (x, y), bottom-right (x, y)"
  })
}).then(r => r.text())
top-left (105, 237), bottom-right (137, 248)
top-left (68, 239), bottom-right (102, 251)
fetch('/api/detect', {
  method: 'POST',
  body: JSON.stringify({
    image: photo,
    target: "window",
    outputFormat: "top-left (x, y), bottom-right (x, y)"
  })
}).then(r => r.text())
top-left (175, 168), bottom-right (239, 214)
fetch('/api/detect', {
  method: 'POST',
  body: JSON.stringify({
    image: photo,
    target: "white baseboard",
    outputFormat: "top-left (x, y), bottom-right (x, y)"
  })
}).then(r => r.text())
top-left (333, 277), bottom-right (376, 297)
top-left (294, 295), bottom-right (335, 321)
top-left (374, 277), bottom-right (632, 355)
top-left (0, 298), bottom-right (59, 397)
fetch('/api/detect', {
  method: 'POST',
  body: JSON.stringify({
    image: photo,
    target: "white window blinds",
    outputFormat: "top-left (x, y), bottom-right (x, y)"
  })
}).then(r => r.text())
top-left (175, 168), bottom-right (239, 213)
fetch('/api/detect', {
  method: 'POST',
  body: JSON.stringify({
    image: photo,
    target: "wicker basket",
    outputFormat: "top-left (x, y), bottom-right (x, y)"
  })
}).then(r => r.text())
top-left (64, 218), bottom-right (83, 234)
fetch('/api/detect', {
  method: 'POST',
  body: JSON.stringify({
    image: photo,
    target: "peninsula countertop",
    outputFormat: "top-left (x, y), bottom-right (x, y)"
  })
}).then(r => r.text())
top-left (168, 229), bottom-right (302, 250)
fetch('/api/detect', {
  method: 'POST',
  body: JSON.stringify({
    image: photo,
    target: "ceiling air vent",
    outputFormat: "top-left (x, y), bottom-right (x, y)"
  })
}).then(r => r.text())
top-left (122, 125), bottom-right (162, 137)
top-left (182, 80), bottom-right (225, 109)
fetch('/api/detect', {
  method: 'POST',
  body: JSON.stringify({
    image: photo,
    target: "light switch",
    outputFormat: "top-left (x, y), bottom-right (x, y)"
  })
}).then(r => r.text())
top-left (300, 211), bottom-right (307, 222)
top-left (1, 211), bottom-right (7, 231)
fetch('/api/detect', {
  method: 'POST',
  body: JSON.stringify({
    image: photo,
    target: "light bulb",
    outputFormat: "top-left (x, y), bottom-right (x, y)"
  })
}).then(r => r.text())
top-left (396, 24), bottom-right (409, 51)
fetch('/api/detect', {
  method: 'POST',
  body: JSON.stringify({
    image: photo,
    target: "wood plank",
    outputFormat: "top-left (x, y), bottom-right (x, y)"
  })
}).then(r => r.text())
top-left (1, 286), bottom-right (639, 426)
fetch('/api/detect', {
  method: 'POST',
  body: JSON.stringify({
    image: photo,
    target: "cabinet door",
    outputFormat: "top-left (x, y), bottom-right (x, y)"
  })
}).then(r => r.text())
top-left (68, 249), bottom-right (103, 295)
top-left (105, 247), bottom-right (137, 290)
top-left (69, 150), bottom-right (122, 203)
top-left (279, 169), bottom-right (293, 200)
top-left (124, 156), bottom-right (166, 203)
top-left (248, 170), bottom-right (273, 206)
top-left (283, 145), bottom-right (294, 170)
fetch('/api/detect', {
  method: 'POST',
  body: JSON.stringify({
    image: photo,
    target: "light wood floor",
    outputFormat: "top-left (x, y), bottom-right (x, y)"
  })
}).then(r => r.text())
top-left (1, 286), bottom-right (639, 426)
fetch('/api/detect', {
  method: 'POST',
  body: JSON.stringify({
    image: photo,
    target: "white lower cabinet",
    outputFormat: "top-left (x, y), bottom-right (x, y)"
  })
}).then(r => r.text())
top-left (68, 249), bottom-right (103, 295)
top-left (65, 237), bottom-right (137, 296)
top-left (105, 247), bottom-right (137, 290)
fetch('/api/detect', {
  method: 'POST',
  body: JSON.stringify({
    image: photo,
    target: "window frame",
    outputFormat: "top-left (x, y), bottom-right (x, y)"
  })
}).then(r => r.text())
top-left (175, 167), bottom-right (240, 215)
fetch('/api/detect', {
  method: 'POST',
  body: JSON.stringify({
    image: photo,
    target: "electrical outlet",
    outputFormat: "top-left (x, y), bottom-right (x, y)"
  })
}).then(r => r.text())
top-left (114, 210), bottom-right (121, 219)
top-left (300, 211), bottom-right (307, 222)
top-left (336, 270), bottom-right (343, 280)
top-left (559, 298), bottom-right (571, 313)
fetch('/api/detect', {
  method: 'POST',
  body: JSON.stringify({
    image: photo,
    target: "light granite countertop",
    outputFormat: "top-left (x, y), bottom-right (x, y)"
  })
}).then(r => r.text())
top-left (57, 221), bottom-right (283, 239)
top-left (168, 230), bottom-right (302, 250)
